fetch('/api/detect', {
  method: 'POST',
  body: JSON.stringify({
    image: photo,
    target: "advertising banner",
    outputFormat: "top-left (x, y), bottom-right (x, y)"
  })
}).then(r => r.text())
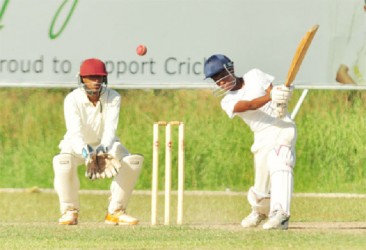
top-left (0, 0), bottom-right (363, 88)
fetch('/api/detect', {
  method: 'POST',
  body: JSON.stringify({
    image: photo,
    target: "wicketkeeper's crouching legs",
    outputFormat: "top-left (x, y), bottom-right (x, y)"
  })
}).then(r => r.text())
top-left (53, 153), bottom-right (84, 225)
top-left (53, 141), bottom-right (143, 225)
top-left (105, 142), bottom-right (144, 225)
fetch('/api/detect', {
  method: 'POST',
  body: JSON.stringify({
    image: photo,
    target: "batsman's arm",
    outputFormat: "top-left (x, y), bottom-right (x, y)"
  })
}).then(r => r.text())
top-left (233, 85), bottom-right (273, 112)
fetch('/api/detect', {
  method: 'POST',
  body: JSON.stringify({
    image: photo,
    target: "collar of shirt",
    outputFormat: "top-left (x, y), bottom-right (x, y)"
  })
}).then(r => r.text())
top-left (77, 87), bottom-right (106, 105)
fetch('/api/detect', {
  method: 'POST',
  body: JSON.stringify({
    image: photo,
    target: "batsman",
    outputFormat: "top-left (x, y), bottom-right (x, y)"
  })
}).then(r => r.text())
top-left (204, 54), bottom-right (296, 230)
top-left (53, 58), bottom-right (144, 225)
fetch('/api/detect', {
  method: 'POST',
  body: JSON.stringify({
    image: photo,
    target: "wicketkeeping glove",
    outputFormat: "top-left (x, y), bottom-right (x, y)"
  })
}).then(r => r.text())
top-left (83, 144), bottom-right (122, 180)
top-left (82, 145), bottom-right (98, 177)
top-left (95, 144), bottom-right (107, 154)
top-left (94, 152), bottom-right (122, 179)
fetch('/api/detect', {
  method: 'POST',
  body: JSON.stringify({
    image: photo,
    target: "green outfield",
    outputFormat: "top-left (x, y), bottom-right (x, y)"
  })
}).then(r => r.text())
top-left (0, 89), bottom-right (365, 192)
top-left (0, 191), bottom-right (365, 249)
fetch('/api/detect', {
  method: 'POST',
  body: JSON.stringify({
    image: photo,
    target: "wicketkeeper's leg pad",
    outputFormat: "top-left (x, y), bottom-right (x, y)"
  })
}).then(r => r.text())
top-left (267, 145), bottom-right (295, 216)
top-left (53, 153), bottom-right (80, 214)
top-left (108, 154), bottom-right (144, 213)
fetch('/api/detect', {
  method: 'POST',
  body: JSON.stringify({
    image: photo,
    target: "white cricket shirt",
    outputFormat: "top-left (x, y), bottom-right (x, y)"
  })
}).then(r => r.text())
top-left (221, 68), bottom-right (276, 133)
top-left (58, 87), bottom-right (121, 155)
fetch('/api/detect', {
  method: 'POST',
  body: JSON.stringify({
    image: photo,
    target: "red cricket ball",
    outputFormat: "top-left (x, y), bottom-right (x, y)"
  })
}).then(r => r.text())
top-left (136, 45), bottom-right (147, 56)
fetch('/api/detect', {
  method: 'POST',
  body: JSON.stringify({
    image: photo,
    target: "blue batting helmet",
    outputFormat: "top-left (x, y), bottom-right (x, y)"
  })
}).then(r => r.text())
top-left (204, 54), bottom-right (234, 79)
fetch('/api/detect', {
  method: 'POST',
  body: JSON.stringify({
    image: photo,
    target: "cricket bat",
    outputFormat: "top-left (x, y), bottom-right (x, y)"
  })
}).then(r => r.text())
top-left (284, 25), bottom-right (319, 87)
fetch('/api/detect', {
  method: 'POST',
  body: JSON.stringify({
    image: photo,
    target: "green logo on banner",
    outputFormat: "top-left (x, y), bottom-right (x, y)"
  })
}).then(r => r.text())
top-left (49, 0), bottom-right (78, 39)
top-left (0, 0), bottom-right (10, 30)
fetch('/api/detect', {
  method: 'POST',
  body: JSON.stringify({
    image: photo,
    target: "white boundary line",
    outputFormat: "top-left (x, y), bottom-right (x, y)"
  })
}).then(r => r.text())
top-left (0, 188), bottom-right (365, 198)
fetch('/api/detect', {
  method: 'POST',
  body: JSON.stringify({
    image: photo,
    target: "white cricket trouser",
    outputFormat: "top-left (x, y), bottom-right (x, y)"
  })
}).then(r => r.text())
top-left (249, 119), bottom-right (296, 216)
top-left (53, 141), bottom-right (142, 214)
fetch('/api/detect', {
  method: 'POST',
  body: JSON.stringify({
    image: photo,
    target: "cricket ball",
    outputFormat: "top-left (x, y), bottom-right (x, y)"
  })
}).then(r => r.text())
top-left (136, 45), bottom-right (147, 56)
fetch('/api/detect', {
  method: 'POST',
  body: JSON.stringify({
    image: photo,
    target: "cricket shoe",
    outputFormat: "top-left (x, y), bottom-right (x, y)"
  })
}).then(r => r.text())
top-left (59, 209), bottom-right (78, 225)
top-left (105, 210), bottom-right (139, 225)
top-left (262, 210), bottom-right (290, 230)
top-left (240, 211), bottom-right (267, 228)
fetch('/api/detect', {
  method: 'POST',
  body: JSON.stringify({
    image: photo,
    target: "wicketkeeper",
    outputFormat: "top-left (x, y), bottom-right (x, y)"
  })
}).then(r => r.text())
top-left (204, 54), bottom-right (296, 230)
top-left (53, 58), bottom-right (144, 225)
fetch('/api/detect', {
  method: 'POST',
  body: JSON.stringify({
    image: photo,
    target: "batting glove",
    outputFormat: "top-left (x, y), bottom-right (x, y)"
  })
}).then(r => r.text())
top-left (273, 103), bottom-right (288, 118)
top-left (271, 85), bottom-right (294, 104)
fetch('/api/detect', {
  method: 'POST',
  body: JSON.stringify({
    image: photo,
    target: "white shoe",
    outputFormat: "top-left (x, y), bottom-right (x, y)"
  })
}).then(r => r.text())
top-left (59, 210), bottom-right (78, 225)
top-left (105, 210), bottom-right (139, 225)
top-left (240, 211), bottom-right (267, 228)
top-left (262, 210), bottom-right (290, 230)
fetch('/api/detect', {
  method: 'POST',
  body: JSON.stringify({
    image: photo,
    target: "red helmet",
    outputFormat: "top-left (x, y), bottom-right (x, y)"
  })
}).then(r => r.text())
top-left (79, 58), bottom-right (107, 76)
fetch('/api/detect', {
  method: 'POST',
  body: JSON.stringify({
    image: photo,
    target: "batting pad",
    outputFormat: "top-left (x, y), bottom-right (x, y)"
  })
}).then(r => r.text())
top-left (270, 170), bottom-right (293, 216)
top-left (267, 146), bottom-right (295, 215)
top-left (247, 187), bottom-right (270, 215)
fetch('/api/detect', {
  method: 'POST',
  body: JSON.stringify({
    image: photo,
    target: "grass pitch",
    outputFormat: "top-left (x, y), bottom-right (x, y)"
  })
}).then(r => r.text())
top-left (0, 191), bottom-right (365, 249)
